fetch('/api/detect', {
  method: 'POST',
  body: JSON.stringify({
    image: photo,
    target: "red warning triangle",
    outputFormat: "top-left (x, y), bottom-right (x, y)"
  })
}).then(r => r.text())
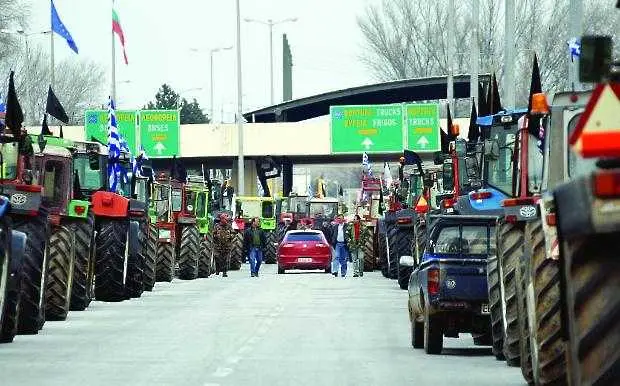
top-left (570, 82), bottom-right (620, 158)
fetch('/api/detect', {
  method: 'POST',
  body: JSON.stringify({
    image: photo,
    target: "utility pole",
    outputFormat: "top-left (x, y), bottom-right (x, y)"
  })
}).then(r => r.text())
top-left (447, 0), bottom-right (455, 112)
top-left (49, 29), bottom-right (55, 88)
top-left (504, 0), bottom-right (515, 109)
top-left (568, 0), bottom-right (583, 91)
top-left (470, 0), bottom-right (479, 105)
top-left (209, 46), bottom-right (232, 123)
top-left (235, 0), bottom-right (244, 195)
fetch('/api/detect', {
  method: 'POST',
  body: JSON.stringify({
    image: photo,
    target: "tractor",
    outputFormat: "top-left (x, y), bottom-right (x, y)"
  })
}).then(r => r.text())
top-left (184, 175), bottom-right (213, 278)
top-left (150, 173), bottom-right (175, 282)
top-left (231, 196), bottom-right (278, 268)
top-left (276, 193), bottom-right (309, 243)
top-left (356, 175), bottom-right (382, 272)
top-left (72, 140), bottom-right (144, 301)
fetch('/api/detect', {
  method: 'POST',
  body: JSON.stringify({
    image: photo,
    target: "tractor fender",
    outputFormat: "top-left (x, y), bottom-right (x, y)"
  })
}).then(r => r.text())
top-left (91, 191), bottom-right (129, 218)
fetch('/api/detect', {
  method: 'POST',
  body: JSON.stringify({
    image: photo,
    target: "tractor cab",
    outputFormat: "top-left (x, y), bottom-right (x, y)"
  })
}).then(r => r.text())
top-left (304, 198), bottom-right (339, 229)
top-left (279, 194), bottom-right (309, 223)
top-left (233, 196), bottom-right (276, 231)
top-left (151, 173), bottom-right (175, 244)
top-left (184, 175), bottom-right (210, 234)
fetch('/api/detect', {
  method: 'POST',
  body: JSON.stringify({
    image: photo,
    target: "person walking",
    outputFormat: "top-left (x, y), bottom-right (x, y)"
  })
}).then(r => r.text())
top-left (346, 215), bottom-right (371, 277)
top-left (213, 213), bottom-right (234, 277)
top-left (329, 214), bottom-right (349, 278)
top-left (244, 217), bottom-right (267, 277)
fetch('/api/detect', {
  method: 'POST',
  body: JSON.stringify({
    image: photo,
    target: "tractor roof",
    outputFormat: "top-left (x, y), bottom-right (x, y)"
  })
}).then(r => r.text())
top-left (74, 140), bottom-right (108, 155)
top-left (38, 144), bottom-right (72, 158)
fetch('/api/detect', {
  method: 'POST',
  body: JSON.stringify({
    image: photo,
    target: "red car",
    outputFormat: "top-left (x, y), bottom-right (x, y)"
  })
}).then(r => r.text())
top-left (277, 230), bottom-right (332, 274)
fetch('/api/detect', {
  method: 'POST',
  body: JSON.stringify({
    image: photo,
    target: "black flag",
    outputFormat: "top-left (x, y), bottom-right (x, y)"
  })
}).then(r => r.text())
top-left (338, 185), bottom-right (344, 197)
top-left (467, 101), bottom-right (479, 142)
top-left (46, 86), bottom-right (69, 124)
top-left (41, 114), bottom-right (53, 136)
top-left (527, 54), bottom-right (545, 143)
top-left (478, 82), bottom-right (489, 116)
top-left (489, 73), bottom-right (503, 114)
top-left (378, 184), bottom-right (384, 215)
top-left (59, 126), bottom-right (64, 138)
top-left (5, 71), bottom-right (23, 137)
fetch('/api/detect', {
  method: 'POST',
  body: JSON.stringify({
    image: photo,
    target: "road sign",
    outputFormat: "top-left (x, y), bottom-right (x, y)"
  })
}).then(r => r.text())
top-left (570, 82), bottom-right (620, 158)
top-left (84, 110), bottom-right (137, 153)
top-left (406, 103), bottom-right (440, 152)
top-left (139, 110), bottom-right (180, 158)
top-left (330, 104), bottom-right (403, 153)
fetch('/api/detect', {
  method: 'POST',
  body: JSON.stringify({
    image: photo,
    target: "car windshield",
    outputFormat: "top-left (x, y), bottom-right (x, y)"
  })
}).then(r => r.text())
top-left (308, 202), bottom-right (338, 218)
top-left (0, 142), bottom-right (18, 180)
top-left (73, 155), bottom-right (103, 190)
top-left (567, 113), bottom-right (597, 177)
top-left (486, 123), bottom-right (517, 196)
top-left (431, 224), bottom-right (495, 256)
top-left (171, 188), bottom-right (182, 211)
top-left (285, 232), bottom-right (323, 242)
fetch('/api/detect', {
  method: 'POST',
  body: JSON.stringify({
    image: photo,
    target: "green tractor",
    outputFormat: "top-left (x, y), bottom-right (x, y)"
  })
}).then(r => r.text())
top-left (183, 175), bottom-right (214, 278)
top-left (231, 196), bottom-right (278, 268)
top-left (149, 173), bottom-right (175, 282)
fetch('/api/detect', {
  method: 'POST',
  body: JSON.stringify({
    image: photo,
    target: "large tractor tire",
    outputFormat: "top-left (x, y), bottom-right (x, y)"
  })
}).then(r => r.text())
top-left (527, 219), bottom-right (566, 385)
top-left (363, 230), bottom-right (375, 272)
top-left (264, 231), bottom-right (277, 264)
top-left (156, 242), bottom-right (175, 282)
top-left (0, 227), bottom-right (23, 343)
top-left (562, 233), bottom-right (620, 386)
top-left (386, 227), bottom-right (399, 279)
top-left (414, 219), bottom-right (427, 263)
top-left (275, 223), bottom-right (288, 245)
top-left (390, 229), bottom-right (412, 280)
top-left (143, 223), bottom-right (157, 291)
top-left (379, 232), bottom-right (388, 277)
top-left (177, 225), bottom-right (199, 280)
top-left (229, 232), bottom-right (243, 271)
top-left (125, 221), bottom-right (144, 298)
top-left (487, 248), bottom-right (506, 360)
top-left (69, 213), bottom-right (95, 311)
top-left (45, 224), bottom-right (75, 321)
top-left (516, 228), bottom-right (533, 384)
top-left (198, 233), bottom-right (213, 278)
top-left (14, 208), bottom-right (49, 334)
top-left (95, 219), bottom-right (128, 302)
top-left (498, 221), bottom-right (525, 367)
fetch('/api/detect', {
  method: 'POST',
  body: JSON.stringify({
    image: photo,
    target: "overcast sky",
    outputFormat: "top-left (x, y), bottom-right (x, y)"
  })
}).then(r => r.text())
top-left (25, 0), bottom-right (381, 122)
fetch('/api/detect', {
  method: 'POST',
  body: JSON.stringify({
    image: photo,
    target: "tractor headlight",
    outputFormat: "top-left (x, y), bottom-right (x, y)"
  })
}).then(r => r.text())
top-left (186, 204), bottom-right (194, 212)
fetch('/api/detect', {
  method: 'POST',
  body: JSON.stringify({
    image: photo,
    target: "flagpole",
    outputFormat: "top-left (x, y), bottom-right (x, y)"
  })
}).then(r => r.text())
top-left (50, 19), bottom-right (55, 88)
top-left (470, 0), bottom-right (479, 105)
top-left (568, 0), bottom-right (583, 91)
top-left (111, 0), bottom-right (117, 102)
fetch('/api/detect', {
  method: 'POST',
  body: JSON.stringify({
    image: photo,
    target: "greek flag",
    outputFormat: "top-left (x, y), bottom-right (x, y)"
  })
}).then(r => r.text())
top-left (362, 152), bottom-right (373, 176)
top-left (568, 38), bottom-right (581, 62)
top-left (107, 97), bottom-right (122, 192)
top-left (307, 184), bottom-right (314, 197)
top-left (132, 145), bottom-right (148, 176)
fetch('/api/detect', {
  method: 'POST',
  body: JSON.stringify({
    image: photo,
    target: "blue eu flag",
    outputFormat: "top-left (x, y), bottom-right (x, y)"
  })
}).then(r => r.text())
top-left (51, 0), bottom-right (78, 54)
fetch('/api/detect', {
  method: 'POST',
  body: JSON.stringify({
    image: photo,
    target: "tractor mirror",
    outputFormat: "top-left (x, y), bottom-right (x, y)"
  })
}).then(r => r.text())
top-left (89, 153), bottom-right (100, 170)
top-left (484, 139), bottom-right (500, 160)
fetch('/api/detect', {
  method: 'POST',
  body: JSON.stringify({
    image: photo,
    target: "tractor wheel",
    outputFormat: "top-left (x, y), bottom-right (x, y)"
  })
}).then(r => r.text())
top-left (0, 224), bottom-right (21, 343)
top-left (275, 223), bottom-right (287, 245)
top-left (45, 224), bottom-right (75, 321)
top-left (515, 229), bottom-right (533, 384)
top-left (363, 230), bottom-right (375, 272)
top-left (143, 223), bottom-right (157, 291)
top-left (156, 243), bottom-right (175, 282)
top-left (527, 219), bottom-right (566, 385)
top-left (177, 225), bottom-right (199, 280)
top-left (379, 233), bottom-right (388, 277)
top-left (264, 232), bottom-right (277, 264)
top-left (415, 219), bottom-right (427, 263)
top-left (14, 208), bottom-right (49, 334)
top-left (498, 221), bottom-right (524, 367)
top-left (95, 219), bottom-right (128, 302)
top-left (390, 228), bottom-right (412, 280)
top-left (386, 227), bottom-right (399, 279)
top-left (424, 306), bottom-right (443, 354)
top-left (198, 232), bottom-right (213, 278)
top-left (229, 232), bottom-right (243, 271)
top-left (562, 232), bottom-right (620, 386)
top-left (125, 221), bottom-right (144, 298)
top-left (69, 213), bottom-right (95, 311)
top-left (488, 248), bottom-right (506, 360)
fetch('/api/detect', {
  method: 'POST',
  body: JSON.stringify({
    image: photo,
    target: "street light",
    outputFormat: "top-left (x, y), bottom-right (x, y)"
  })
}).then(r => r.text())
top-left (244, 17), bottom-right (297, 105)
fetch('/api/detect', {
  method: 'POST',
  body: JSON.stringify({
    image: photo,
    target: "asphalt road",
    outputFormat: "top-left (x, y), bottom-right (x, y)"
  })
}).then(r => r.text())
top-left (0, 264), bottom-right (526, 386)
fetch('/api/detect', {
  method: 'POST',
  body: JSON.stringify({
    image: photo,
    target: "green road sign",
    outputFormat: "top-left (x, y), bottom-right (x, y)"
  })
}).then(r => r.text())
top-left (84, 110), bottom-right (137, 153)
top-left (139, 110), bottom-right (179, 158)
top-left (405, 103), bottom-right (440, 152)
top-left (330, 104), bottom-right (403, 153)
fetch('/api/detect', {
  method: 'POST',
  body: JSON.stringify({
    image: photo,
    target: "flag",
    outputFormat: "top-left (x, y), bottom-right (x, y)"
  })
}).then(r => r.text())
top-left (378, 184), bottom-right (385, 215)
top-left (112, 9), bottom-right (129, 65)
top-left (307, 183), bottom-right (314, 197)
top-left (41, 114), bottom-right (53, 136)
top-left (107, 97), bottom-right (122, 192)
top-left (403, 149), bottom-right (421, 166)
top-left (59, 126), bottom-right (64, 138)
top-left (46, 86), bottom-right (69, 123)
top-left (362, 152), bottom-right (373, 177)
top-left (568, 38), bottom-right (581, 62)
top-left (489, 73), bottom-right (503, 114)
top-left (467, 100), bottom-right (479, 142)
top-left (338, 185), bottom-right (344, 197)
top-left (478, 82), bottom-right (490, 116)
top-left (4, 71), bottom-right (23, 137)
top-left (526, 54), bottom-right (545, 152)
top-left (383, 162), bottom-right (393, 188)
top-left (51, 0), bottom-right (78, 54)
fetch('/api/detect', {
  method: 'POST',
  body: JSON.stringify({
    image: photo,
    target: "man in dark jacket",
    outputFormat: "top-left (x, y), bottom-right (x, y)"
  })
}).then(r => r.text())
top-left (244, 217), bottom-right (267, 277)
top-left (328, 214), bottom-right (349, 277)
top-left (213, 213), bottom-right (234, 277)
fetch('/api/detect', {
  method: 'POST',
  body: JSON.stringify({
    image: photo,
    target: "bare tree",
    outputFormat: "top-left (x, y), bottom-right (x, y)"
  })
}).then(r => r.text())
top-left (1, 43), bottom-right (105, 126)
top-left (0, 0), bottom-right (30, 60)
top-left (358, 0), bottom-right (615, 109)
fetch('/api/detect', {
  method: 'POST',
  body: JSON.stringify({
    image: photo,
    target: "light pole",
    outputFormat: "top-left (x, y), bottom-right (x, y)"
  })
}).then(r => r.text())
top-left (209, 47), bottom-right (232, 122)
top-left (244, 17), bottom-right (297, 105)
top-left (236, 0), bottom-right (244, 195)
